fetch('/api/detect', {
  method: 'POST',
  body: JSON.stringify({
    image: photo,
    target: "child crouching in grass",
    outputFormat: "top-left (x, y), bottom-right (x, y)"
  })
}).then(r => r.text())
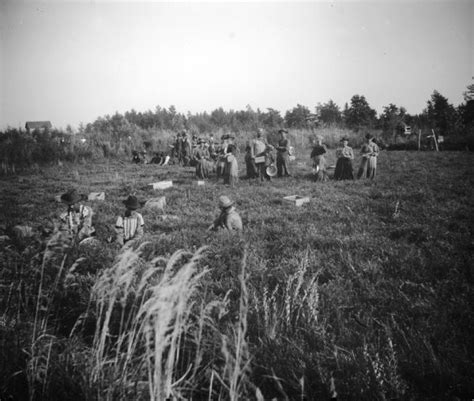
top-left (115, 195), bottom-right (144, 247)
top-left (59, 188), bottom-right (95, 243)
top-left (208, 195), bottom-right (243, 232)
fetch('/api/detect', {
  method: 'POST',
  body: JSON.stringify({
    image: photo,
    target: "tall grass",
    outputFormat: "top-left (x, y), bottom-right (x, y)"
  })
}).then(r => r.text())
top-left (1, 151), bottom-right (473, 400)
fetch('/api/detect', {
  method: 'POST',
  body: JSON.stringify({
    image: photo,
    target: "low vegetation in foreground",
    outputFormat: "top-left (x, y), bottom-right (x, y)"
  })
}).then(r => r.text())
top-left (0, 149), bottom-right (473, 401)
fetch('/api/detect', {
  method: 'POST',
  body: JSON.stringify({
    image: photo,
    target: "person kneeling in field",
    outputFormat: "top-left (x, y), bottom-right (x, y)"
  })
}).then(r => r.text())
top-left (115, 195), bottom-right (144, 246)
top-left (59, 189), bottom-right (96, 243)
top-left (208, 195), bottom-right (243, 232)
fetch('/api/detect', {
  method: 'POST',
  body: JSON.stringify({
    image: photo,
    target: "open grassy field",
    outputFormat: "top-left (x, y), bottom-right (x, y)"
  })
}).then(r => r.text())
top-left (1, 149), bottom-right (473, 401)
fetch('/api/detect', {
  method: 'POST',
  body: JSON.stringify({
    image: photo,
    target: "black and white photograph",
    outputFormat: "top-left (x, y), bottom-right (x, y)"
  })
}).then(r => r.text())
top-left (0, 1), bottom-right (473, 400)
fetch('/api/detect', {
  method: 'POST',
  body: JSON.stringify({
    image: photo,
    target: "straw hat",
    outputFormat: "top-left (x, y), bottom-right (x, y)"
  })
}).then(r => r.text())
top-left (278, 129), bottom-right (288, 134)
top-left (218, 195), bottom-right (233, 209)
top-left (123, 195), bottom-right (139, 210)
top-left (60, 189), bottom-right (81, 205)
top-left (266, 165), bottom-right (278, 177)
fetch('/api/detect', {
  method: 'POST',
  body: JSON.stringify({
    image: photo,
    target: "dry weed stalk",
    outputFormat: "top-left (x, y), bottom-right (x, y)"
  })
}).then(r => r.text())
top-left (28, 230), bottom-right (72, 401)
top-left (217, 250), bottom-right (251, 401)
top-left (90, 244), bottom-right (208, 401)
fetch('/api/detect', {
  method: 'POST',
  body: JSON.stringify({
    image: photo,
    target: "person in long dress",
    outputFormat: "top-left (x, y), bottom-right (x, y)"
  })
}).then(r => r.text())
top-left (357, 133), bottom-right (380, 180)
top-left (276, 129), bottom-right (291, 177)
top-left (194, 139), bottom-right (212, 179)
top-left (334, 137), bottom-right (354, 180)
top-left (223, 144), bottom-right (239, 187)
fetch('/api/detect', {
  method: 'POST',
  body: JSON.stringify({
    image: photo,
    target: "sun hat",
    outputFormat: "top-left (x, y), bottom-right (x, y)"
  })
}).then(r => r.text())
top-left (218, 195), bottom-right (233, 209)
top-left (123, 195), bottom-right (139, 210)
top-left (365, 133), bottom-right (375, 140)
top-left (266, 165), bottom-right (278, 177)
top-left (60, 189), bottom-right (82, 205)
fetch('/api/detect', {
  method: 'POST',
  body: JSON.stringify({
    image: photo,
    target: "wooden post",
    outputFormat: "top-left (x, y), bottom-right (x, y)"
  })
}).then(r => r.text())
top-left (418, 129), bottom-right (421, 151)
top-left (431, 129), bottom-right (439, 152)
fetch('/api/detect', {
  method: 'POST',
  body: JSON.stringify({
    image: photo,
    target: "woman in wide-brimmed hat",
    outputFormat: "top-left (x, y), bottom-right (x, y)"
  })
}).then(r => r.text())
top-left (208, 195), bottom-right (243, 232)
top-left (59, 189), bottom-right (95, 242)
top-left (223, 144), bottom-right (239, 187)
top-left (334, 137), bottom-right (354, 180)
top-left (357, 133), bottom-right (380, 180)
top-left (115, 195), bottom-right (144, 247)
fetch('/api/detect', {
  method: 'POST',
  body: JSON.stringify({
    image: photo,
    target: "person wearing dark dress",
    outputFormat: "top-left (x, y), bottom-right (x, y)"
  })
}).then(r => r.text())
top-left (276, 129), bottom-right (291, 177)
top-left (334, 137), bottom-right (354, 180)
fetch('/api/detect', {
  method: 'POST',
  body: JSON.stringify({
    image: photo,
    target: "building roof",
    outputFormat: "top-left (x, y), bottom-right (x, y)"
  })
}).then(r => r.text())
top-left (25, 121), bottom-right (52, 130)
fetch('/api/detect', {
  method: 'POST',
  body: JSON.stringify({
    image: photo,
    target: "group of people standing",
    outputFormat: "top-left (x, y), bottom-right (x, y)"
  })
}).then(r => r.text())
top-left (311, 133), bottom-right (379, 181)
top-left (245, 128), bottom-right (292, 181)
top-left (134, 128), bottom-right (380, 185)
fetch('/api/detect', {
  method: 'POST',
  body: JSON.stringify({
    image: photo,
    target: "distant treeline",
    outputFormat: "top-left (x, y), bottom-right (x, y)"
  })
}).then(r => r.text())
top-left (1, 87), bottom-right (473, 171)
top-left (79, 89), bottom-right (474, 138)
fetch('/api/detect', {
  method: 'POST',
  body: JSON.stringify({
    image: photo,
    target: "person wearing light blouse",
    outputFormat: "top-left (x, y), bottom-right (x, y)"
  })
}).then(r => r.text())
top-left (334, 137), bottom-right (354, 180)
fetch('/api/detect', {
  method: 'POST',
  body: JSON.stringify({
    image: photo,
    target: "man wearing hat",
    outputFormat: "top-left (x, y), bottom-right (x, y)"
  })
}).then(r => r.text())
top-left (180, 134), bottom-right (192, 167)
top-left (276, 129), bottom-right (291, 177)
top-left (310, 136), bottom-right (328, 182)
top-left (208, 195), bottom-right (243, 232)
top-left (173, 133), bottom-right (183, 164)
top-left (357, 133), bottom-right (379, 180)
top-left (59, 189), bottom-right (95, 242)
top-left (250, 128), bottom-right (268, 181)
top-left (115, 195), bottom-right (144, 246)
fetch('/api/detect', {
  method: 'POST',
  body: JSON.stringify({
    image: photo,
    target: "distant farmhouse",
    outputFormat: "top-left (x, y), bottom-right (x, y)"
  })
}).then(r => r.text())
top-left (25, 121), bottom-right (52, 132)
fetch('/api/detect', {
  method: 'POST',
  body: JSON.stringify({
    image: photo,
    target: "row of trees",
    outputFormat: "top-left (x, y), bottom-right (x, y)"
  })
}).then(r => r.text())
top-left (1, 85), bottom-right (472, 171)
top-left (79, 87), bottom-right (474, 139)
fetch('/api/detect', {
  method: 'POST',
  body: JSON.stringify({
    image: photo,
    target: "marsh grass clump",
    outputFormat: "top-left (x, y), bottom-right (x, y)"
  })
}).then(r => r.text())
top-left (89, 243), bottom-right (254, 400)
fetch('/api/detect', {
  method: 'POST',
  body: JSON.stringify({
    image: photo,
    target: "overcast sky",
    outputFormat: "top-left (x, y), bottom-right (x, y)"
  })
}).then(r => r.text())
top-left (1, 0), bottom-right (472, 130)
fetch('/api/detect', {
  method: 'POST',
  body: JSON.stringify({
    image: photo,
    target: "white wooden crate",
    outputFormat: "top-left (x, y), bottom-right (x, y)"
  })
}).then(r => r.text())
top-left (88, 192), bottom-right (105, 201)
top-left (283, 195), bottom-right (310, 207)
top-left (149, 180), bottom-right (173, 190)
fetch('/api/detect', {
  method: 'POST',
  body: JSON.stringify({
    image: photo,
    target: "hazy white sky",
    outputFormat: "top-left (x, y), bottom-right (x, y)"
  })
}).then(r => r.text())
top-left (1, 0), bottom-right (472, 129)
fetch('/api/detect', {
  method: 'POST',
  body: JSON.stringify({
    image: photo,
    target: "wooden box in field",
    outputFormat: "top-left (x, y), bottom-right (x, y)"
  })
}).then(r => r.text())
top-left (283, 195), bottom-right (310, 207)
top-left (194, 180), bottom-right (205, 186)
top-left (149, 180), bottom-right (173, 190)
top-left (88, 192), bottom-right (105, 201)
